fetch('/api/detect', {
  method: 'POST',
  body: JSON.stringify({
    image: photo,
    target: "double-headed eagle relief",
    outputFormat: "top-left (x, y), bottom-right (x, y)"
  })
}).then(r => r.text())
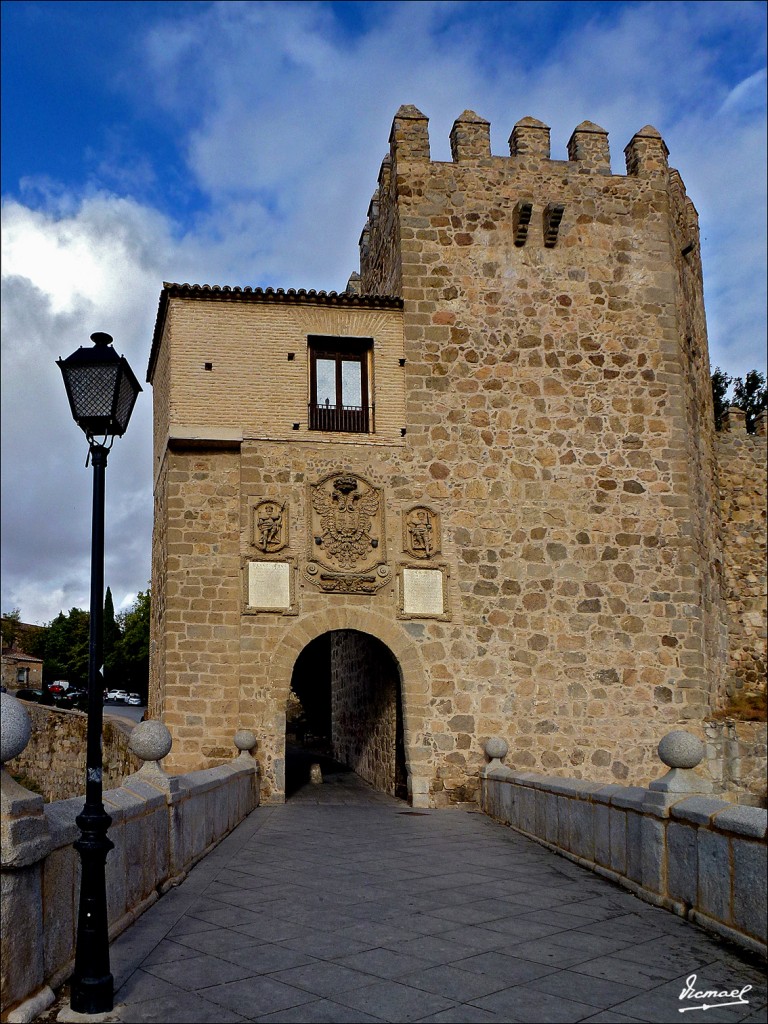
top-left (310, 473), bottom-right (382, 570)
top-left (305, 472), bottom-right (389, 594)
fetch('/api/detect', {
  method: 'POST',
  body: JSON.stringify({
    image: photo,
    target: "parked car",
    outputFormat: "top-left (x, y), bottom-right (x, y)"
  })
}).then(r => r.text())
top-left (105, 689), bottom-right (129, 702)
top-left (126, 694), bottom-right (142, 705)
top-left (15, 688), bottom-right (42, 702)
top-left (53, 688), bottom-right (88, 710)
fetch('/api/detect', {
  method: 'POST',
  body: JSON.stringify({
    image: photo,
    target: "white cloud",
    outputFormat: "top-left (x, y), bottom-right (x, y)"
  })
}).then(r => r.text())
top-left (719, 66), bottom-right (768, 114)
top-left (1, 195), bottom-right (164, 623)
top-left (2, 0), bottom-right (765, 622)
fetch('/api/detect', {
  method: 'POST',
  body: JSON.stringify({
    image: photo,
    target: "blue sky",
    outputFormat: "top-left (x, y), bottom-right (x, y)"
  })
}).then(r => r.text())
top-left (2, 0), bottom-right (766, 624)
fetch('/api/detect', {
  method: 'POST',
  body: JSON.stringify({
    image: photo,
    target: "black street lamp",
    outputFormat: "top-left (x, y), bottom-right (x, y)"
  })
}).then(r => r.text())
top-left (57, 332), bottom-right (141, 1014)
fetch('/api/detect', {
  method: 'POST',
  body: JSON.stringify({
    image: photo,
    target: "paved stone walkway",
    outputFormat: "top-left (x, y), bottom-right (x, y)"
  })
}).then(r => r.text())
top-left (92, 767), bottom-right (764, 1023)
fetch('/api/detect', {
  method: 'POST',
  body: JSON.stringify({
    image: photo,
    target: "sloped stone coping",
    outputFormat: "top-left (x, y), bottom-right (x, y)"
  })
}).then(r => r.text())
top-left (481, 767), bottom-right (766, 959)
top-left (1, 705), bottom-right (259, 1020)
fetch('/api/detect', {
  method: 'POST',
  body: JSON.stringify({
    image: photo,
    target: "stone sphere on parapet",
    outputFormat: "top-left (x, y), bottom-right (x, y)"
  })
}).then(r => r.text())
top-left (484, 736), bottom-right (508, 761)
top-left (234, 729), bottom-right (257, 753)
top-left (657, 730), bottom-right (704, 770)
top-left (0, 693), bottom-right (32, 764)
top-left (129, 720), bottom-right (173, 762)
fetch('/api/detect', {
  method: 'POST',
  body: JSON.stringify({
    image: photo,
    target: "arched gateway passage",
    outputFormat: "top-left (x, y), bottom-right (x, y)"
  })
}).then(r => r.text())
top-left (268, 609), bottom-right (428, 805)
top-left (287, 630), bottom-right (407, 800)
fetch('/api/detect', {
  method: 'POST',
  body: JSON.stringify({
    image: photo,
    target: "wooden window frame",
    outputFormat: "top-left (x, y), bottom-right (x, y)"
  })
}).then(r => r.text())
top-left (308, 336), bottom-right (373, 433)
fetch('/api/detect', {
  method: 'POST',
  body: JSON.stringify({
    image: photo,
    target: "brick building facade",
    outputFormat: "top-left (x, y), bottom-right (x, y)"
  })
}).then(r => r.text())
top-left (146, 106), bottom-right (766, 806)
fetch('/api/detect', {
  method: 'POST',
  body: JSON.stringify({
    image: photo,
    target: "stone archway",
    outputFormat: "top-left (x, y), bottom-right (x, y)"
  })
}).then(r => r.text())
top-left (267, 608), bottom-right (429, 805)
top-left (287, 630), bottom-right (408, 800)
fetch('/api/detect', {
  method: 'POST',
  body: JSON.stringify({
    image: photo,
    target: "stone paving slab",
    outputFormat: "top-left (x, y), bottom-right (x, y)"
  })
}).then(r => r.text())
top-left (49, 769), bottom-right (767, 1024)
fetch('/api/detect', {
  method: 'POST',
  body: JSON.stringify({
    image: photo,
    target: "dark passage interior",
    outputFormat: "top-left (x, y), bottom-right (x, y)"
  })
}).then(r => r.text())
top-left (287, 630), bottom-right (407, 800)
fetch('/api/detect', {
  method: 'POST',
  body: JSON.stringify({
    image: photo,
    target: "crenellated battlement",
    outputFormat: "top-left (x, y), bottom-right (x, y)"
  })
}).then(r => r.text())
top-left (384, 103), bottom-right (671, 177)
top-left (360, 104), bottom-right (691, 298)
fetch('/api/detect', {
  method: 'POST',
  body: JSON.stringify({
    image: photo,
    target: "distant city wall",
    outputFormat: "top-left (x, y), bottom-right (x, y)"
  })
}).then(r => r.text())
top-left (5, 702), bottom-right (140, 802)
top-left (716, 409), bottom-right (768, 703)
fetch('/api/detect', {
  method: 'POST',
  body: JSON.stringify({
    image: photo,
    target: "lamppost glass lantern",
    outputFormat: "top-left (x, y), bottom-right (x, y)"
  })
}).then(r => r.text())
top-left (57, 332), bottom-right (142, 442)
top-left (56, 331), bottom-right (141, 1015)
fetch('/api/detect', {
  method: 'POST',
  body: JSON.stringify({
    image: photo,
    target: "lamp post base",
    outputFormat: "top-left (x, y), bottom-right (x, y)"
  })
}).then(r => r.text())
top-left (70, 974), bottom-right (115, 1015)
top-left (70, 805), bottom-right (114, 1014)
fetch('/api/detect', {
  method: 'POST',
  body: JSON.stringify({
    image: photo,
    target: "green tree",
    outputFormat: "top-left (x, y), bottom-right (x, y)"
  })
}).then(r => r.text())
top-left (42, 608), bottom-right (90, 687)
top-left (22, 622), bottom-right (48, 661)
top-left (1, 608), bottom-right (21, 648)
top-left (712, 367), bottom-right (768, 434)
top-left (732, 370), bottom-right (767, 434)
top-left (710, 367), bottom-right (732, 432)
top-left (118, 589), bottom-right (150, 698)
top-left (103, 587), bottom-right (126, 690)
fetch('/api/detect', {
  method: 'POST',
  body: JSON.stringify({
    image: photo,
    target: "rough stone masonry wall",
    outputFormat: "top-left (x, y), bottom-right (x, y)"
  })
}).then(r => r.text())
top-left (6, 703), bottom-right (140, 802)
top-left (361, 109), bottom-right (725, 793)
top-left (148, 455), bottom-right (169, 725)
top-left (666, 167), bottom-right (728, 712)
top-left (148, 109), bottom-right (762, 806)
top-left (704, 720), bottom-right (767, 807)
top-left (716, 415), bottom-right (768, 700)
top-left (150, 447), bottom-right (243, 773)
top-left (331, 630), bottom-right (397, 795)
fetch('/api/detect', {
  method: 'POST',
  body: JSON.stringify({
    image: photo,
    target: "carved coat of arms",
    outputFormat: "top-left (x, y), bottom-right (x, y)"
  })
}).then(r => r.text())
top-left (309, 473), bottom-right (383, 572)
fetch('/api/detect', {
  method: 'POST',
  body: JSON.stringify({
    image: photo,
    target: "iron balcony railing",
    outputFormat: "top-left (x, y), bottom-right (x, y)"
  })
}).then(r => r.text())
top-left (308, 402), bottom-right (372, 433)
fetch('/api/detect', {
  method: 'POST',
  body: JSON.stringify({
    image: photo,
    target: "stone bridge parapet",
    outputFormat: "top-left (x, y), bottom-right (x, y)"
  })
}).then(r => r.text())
top-left (0, 695), bottom-right (259, 1021)
top-left (480, 733), bottom-right (767, 959)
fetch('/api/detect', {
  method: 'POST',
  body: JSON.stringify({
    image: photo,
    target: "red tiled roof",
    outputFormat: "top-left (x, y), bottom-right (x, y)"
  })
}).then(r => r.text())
top-left (1, 646), bottom-right (44, 663)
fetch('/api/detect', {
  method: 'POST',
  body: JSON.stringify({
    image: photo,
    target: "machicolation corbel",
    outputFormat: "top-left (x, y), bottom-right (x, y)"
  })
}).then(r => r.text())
top-left (513, 200), bottom-right (533, 246)
top-left (543, 203), bottom-right (565, 247)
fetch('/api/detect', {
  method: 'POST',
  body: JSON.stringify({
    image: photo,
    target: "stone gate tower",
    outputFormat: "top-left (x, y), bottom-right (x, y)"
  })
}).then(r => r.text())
top-left (147, 105), bottom-right (743, 806)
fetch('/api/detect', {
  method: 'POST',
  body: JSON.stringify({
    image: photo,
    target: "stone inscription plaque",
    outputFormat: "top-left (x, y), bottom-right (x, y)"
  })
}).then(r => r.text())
top-left (248, 561), bottom-right (291, 610)
top-left (402, 568), bottom-right (444, 617)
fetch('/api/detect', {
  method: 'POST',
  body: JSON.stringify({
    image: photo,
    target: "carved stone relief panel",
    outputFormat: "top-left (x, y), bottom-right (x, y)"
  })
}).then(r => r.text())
top-left (305, 472), bottom-right (389, 593)
top-left (303, 562), bottom-right (391, 594)
top-left (252, 500), bottom-right (288, 554)
top-left (403, 506), bottom-right (441, 559)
